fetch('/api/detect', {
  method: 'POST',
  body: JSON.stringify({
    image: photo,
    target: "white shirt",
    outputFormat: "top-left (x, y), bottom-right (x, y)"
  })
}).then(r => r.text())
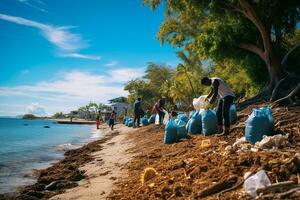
top-left (211, 77), bottom-right (235, 98)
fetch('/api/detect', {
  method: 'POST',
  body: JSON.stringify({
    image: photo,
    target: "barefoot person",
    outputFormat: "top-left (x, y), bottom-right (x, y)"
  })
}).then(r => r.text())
top-left (109, 110), bottom-right (117, 130)
top-left (201, 77), bottom-right (235, 136)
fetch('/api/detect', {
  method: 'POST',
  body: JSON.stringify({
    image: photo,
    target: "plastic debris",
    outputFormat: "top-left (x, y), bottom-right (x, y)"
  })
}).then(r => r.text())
top-left (255, 134), bottom-right (289, 149)
top-left (244, 170), bottom-right (271, 197)
top-left (193, 95), bottom-right (208, 110)
top-left (201, 139), bottom-right (211, 148)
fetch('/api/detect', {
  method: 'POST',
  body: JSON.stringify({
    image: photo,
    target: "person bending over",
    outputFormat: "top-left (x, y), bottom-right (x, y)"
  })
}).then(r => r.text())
top-left (201, 77), bottom-right (235, 136)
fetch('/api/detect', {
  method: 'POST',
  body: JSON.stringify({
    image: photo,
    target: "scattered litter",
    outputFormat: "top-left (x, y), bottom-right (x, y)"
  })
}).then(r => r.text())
top-left (244, 170), bottom-right (271, 197)
top-left (141, 167), bottom-right (158, 185)
top-left (255, 134), bottom-right (289, 149)
top-left (201, 139), bottom-right (211, 148)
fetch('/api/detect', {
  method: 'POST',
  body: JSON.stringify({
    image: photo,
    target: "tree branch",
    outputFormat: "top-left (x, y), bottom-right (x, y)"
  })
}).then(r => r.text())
top-left (239, 43), bottom-right (265, 60)
top-left (238, 0), bottom-right (272, 56)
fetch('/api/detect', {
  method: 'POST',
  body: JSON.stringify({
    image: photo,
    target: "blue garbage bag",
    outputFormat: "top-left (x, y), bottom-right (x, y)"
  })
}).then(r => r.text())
top-left (128, 120), bottom-right (134, 127)
top-left (148, 114), bottom-right (156, 124)
top-left (175, 119), bottom-right (187, 139)
top-left (177, 113), bottom-right (189, 123)
top-left (125, 118), bottom-right (132, 126)
top-left (245, 109), bottom-right (269, 144)
top-left (260, 107), bottom-right (275, 135)
top-left (123, 117), bottom-right (128, 125)
top-left (201, 109), bottom-right (218, 136)
top-left (141, 117), bottom-right (149, 126)
top-left (189, 110), bottom-right (196, 119)
top-left (187, 111), bottom-right (202, 134)
top-left (229, 104), bottom-right (238, 124)
top-left (164, 119), bottom-right (177, 144)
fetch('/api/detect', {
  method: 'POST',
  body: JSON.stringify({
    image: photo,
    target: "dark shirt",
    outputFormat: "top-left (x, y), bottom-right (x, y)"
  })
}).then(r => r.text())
top-left (155, 99), bottom-right (165, 112)
top-left (133, 100), bottom-right (141, 111)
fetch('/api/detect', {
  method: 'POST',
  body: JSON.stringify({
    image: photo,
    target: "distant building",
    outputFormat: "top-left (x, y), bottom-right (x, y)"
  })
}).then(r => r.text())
top-left (100, 97), bottom-right (128, 120)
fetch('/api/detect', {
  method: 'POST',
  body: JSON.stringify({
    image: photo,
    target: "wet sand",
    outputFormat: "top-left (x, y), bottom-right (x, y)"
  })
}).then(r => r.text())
top-left (10, 124), bottom-right (136, 200)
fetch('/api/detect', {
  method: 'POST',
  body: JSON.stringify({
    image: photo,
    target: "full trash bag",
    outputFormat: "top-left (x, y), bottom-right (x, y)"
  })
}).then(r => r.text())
top-left (148, 114), bottom-right (156, 124)
top-left (244, 170), bottom-right (271, 197)
top-left (177, 113), bottom-right (189, 123)
top-left (175, 119), bottom-right (187, 139)
top-left (245, 109), bottom-right (269, 144)
top-left (141, 117), bottom-right (149, 126)
top-left (229, 104), bottom-right (238, 124)
top-left (201, 109), bottom-right (218, 136)
top-left (187, 111), bottom-right (202, 134)
top-left (127, 120), bottom-right (134, 127)
top-left (164, 119), bottom-right (177, 144)
top-left (189, 110), bottom-right (196, 119)
top-left (260, 107), bottom-right (275, 135)
top-left (123, 117), bottom-right (127, 125)
top-left (193, 95), bottom-right (208, 110)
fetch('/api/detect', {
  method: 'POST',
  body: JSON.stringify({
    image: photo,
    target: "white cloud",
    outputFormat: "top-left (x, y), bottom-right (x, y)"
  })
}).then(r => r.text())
top-left (104, 61), bottom-right (118, 67)
top-left (26, 103), bottom-right (47, 116)
top-left (18, 0), bottom-right (48, 13)
top-left (0, 13), bottom-right (100, 60)
top-left (0, 69), bottom-right (143, 104)
top-left (60, 53), bottom-right (101, 60)
top-left (109, 68), bottom-right (145, 82)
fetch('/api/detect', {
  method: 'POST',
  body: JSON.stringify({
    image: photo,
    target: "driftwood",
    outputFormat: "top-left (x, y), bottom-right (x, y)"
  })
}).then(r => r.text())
top-left (260, 187), bottom-right (300, 199)
top-left (194, 175), bottom-right (238, 198)
top-left (256, 181), bottom-right (297, 195)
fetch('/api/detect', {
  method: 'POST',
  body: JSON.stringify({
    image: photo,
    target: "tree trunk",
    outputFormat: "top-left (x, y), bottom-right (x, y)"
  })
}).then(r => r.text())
top-left (238, 0), bottom-right (284, 98)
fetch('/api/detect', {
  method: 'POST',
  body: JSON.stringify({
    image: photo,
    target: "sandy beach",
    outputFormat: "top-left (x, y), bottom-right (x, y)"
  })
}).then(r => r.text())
top-left (9, 123), bottom-right (136, 200)
top-left (50, 124), bottom-right (134, 200)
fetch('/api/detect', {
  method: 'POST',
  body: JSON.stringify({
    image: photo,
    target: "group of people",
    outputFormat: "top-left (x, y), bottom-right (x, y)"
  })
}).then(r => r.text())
top-left (96, 110), bottom-right (117, 130)
top-left (133, 97), bottom-right (167, 128)
top-left (96, 76), bottom-right (235, 135)
top-left (132, 76), bottom-right (235, 136)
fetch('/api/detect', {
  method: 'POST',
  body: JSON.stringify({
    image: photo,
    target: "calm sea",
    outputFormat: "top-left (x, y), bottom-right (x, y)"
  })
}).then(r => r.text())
top-left (0, 118), bottom-right (100, 194)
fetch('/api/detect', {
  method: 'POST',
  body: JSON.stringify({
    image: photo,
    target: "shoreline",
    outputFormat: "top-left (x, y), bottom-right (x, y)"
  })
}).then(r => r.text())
top-left (1, 123), bottom-right (134, 200)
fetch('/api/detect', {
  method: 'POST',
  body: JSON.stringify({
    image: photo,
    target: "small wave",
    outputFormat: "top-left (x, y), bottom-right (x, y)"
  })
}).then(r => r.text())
top-left (55, 143), bottom-right (80, 152)
top-left (90, 130), bottom-right (102, 139)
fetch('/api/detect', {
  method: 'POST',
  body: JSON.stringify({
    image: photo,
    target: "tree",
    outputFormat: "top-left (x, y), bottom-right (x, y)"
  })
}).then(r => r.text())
top-left (144, 0), bottom-right (300, 107)
top-left (125, 63), bottom-right (174, 111)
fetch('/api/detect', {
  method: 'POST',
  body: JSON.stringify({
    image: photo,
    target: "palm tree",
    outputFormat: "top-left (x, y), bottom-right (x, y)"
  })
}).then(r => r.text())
top-left (176, 51), bottom-right (202, 98)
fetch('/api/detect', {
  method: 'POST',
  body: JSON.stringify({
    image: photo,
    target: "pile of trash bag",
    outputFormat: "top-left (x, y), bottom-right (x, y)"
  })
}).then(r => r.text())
top-left (148, 114), bottom-right (156, 124)
top-left (141, 117), bottom-right (149, 126)
top-left (186, 111), bottom-right (202, 134)
top-left (164, 119), bottom-right (178, 144)
top-left (201, 109), bottom-right (218, 136)
top-left (245, 107), bottom-right (275, 144)
top-left (175, 119), bottom-right (187, 140)
top-left (177, 113), bottom-right (189, 123)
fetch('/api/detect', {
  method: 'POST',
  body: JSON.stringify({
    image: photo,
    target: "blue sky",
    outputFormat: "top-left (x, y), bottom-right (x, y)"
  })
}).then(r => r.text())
top-left (0, 0), bottom-right (179, 116)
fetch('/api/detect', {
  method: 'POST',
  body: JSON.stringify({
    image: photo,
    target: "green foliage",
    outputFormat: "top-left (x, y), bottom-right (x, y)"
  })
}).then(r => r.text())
top-left (23, 114), bottom-right (37, 119)
top-left (125, 63), bottom-right (174, 110)
top-left (144, 0), bottom-right (300, 91)
top-left (52, 112), bottom-right (66, 119)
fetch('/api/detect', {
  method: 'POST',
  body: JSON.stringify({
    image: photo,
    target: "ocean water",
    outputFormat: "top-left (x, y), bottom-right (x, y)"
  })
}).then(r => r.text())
top-left (0, 118), bottom-right (99, 194)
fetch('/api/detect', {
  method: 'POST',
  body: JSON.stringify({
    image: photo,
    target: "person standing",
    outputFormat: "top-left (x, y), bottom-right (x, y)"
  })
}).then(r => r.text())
top-left (154, 97), bottom-right (166, 125)
top-left (133, 98), bottom-right (142, 127)
top-left (109, 110), bottom-right (117, 130)
top-left (96, 111), bottom-right (101, 129)
top-left (201, 77), bottom-right (235, 136)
